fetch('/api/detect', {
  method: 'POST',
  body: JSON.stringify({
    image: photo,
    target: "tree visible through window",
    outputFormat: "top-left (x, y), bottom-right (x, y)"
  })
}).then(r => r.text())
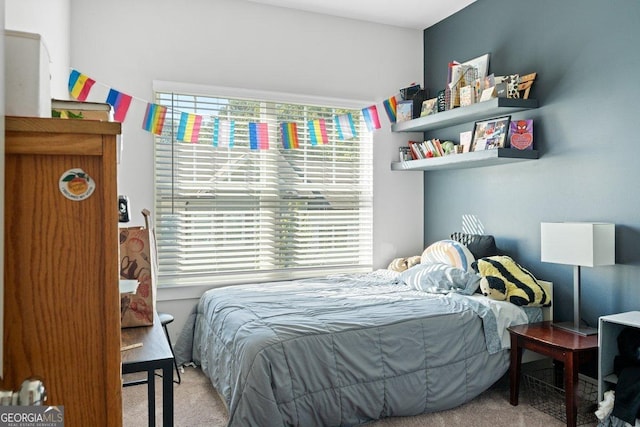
top-left (154, 88), bottom-right (373, 288)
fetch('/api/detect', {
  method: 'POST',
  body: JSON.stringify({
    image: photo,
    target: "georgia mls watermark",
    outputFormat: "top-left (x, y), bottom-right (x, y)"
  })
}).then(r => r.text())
top-left (0, 406), bottom-right (64, 427)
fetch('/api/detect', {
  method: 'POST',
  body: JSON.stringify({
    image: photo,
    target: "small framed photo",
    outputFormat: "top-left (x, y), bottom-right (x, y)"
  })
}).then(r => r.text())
top-left (396, 100), bottom-right (414, 122)
top-left (420, 98), bottom-right (438, 117)
top-left (471, 115), bottom-right (511, 151)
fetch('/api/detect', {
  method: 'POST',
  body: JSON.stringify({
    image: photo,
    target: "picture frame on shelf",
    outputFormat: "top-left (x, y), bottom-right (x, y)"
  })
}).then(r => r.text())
top-left (509, 119), bottom-right (534, 150)
top-left (396, 100), bottom-right (414, 122)
top-left (460, 130), bottom-right (472, 153)
top-left (459, 85), bottom-right (475, 107)
top-left (471, 115), bottom-right (511, 151)
top-left (420, 98), bottom-right (438, 117)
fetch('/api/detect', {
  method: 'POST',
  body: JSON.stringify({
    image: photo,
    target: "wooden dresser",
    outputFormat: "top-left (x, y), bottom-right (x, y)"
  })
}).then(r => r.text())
top-left (2, 117), bottom-right (123, 426)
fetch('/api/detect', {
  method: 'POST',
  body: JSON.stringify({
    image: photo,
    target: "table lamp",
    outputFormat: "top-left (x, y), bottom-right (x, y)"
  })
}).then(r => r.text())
top-left (540, 222), bottom-right (615, 336)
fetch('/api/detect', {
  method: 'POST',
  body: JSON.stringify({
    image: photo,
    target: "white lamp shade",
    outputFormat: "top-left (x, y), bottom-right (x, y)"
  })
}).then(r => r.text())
top-left (540, 222), bottom-right (615, 267)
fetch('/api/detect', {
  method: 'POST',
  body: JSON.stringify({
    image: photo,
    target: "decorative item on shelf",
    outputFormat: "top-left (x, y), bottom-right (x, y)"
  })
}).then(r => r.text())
top-left (475, 73), bottom-right (495, 101)
top-left (399, 83), bottom-right (428, 118)
top-left (436, 89), bottom-right (447, 112)
top-left (493, 73), bottom-right (537, 99)
top-left (517, 72), bottom-right (537, 99)
top-left (420, 98), bottom-right (438, 117)
top-left (460, 130), bottom-right (472, 153)
top-left (398, 146), bottom-right (412, 161)
top-left (396, 100), bottom-right (414, 122)
top-left (509, 119), bottom-right (534, 150)
top-left (459, 85), bottom-right (475, 107)
top-left (399, 83), bottom-right (421, 101)
top-left (504, 74), bottom-right (520, 98)
top-left (446, 53), bottom-right (490, 110)
top-left (540, 222), bottom-right (616, 336)
top-left (470, 115), bottom-right (511, 151)
top-left (410, 89), bottom-right (428, 118)
top-left (441, 140), bottom-right (456, 155)
top-left (479, 86), bottom-right (498, 102)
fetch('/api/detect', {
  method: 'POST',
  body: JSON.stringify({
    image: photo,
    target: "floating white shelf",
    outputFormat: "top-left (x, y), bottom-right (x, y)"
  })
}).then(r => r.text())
top-left (390, 148), bottom-right (538, 171)
top-left (391, 98), bottom-right (539, 133)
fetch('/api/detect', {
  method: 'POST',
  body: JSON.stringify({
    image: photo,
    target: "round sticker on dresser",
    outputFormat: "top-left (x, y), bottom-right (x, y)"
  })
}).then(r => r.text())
top-left (59, 168), bottom-right (96, 201)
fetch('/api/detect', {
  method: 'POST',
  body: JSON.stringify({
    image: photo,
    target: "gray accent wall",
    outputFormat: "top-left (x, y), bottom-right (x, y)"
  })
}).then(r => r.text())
top-left (422, 0), bottom-right (640, 326)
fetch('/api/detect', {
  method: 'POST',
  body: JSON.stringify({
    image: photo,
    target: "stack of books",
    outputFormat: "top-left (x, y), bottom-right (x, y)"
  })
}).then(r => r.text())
top-left (51, 99), bottom-right (113, 121)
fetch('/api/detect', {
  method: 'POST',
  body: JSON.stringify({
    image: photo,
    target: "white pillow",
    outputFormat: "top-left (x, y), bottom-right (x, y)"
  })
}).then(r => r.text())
top-left (421, 239), bottom-right (475, 272)
top-left (398, 263), bottom-right (480, 295)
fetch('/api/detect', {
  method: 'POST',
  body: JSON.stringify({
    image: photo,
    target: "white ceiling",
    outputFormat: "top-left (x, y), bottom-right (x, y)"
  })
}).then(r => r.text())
top-left (244, 0), bottom-right (476, 30)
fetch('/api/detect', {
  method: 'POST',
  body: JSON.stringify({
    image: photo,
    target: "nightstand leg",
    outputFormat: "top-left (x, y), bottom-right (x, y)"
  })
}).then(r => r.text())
top-left (564, 354), bottom-right (578, 427)
top-left (510, 335), bottom-right (523, 405)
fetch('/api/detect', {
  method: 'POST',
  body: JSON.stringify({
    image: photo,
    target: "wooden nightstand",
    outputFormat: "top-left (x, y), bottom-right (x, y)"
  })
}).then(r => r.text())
top-left (508, 321), bottom-right (598, 427)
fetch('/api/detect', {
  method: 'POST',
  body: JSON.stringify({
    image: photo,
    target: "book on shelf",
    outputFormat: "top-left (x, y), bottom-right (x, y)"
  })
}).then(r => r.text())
top-left (408, 141), bottom-right (423, 160)
top-left (433, 139), bottom-right (445, 157)
top-left (398, 146), bottom-right (412, 161)
top-left (406, 139), bottom-right (452, 160)
top-left (51, 99), bottom-right (113, 121)
top-left (425, 140), bottom-right (437, 157)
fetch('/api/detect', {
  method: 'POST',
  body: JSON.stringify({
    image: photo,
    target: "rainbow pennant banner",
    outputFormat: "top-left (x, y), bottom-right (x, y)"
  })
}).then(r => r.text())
top-left (383, 95), bottom-right (398, 123)
top-left (213, 117), bottom-right (235, 148)
top-left (68, 69), bottom-right (95, 101)
top-left (280, 122), bottom-right (299, 149)
top-left (361, 105), bottom-right (381, 131)
top-left (334, 113), bottom-right (357, 140)
top-left (106, 89), bottom-right (133, 123)
top-left (177, 112), bottom-right (202, 143)
top-left (249, 122), bottom-right (269, 150)
top-left (142, 103), bottom-right (167, 135)
top-left (308, 119), bottom-right (329, 146)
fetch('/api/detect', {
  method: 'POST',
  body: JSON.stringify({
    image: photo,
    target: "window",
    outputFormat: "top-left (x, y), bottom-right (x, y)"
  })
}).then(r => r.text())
top-left (154, 84), bottom-right (373, 288)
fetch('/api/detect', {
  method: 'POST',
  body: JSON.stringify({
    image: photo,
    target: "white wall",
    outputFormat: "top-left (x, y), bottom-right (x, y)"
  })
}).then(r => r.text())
top-left (10, 0), bottom-right (426, 339)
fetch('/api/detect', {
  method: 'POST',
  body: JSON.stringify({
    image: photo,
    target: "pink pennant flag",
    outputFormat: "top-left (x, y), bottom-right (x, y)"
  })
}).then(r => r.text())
top-left (106, 89), bottom-right (133, 122)
top-left (177, 112), bottom-right (202, 143)
top-left (334, 113), bottom-right (357, 140)
top-left (362, 105), bottom-right (381, 131)
top-left (249, 122), bottom-right (269, 150)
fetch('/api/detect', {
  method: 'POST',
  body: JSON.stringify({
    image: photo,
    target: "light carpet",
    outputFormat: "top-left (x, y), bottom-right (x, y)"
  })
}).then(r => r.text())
top-left (122, 366), bottom-right (593, 426)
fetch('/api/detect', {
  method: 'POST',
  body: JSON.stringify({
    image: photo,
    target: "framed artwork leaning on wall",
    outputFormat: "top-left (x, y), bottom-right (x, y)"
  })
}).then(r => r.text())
top-left (471, 115), bottom-right (511, 151)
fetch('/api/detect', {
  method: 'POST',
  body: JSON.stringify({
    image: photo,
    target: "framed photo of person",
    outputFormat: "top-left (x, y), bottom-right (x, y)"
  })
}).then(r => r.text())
top-left (470, 116), bottom-right (511, 151)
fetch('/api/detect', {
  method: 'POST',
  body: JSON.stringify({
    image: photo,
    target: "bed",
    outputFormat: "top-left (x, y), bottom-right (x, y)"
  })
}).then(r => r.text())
top-left (175, 238), bottom-right (552, 426)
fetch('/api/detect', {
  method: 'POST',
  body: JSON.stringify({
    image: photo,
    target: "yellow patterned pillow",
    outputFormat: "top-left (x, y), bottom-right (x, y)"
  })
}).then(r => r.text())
top-left (474, 255), bottom-right (550, 307)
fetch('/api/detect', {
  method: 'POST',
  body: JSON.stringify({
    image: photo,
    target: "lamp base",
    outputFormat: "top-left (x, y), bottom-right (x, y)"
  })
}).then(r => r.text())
top-left (552, 321), bottom-right (598, 336)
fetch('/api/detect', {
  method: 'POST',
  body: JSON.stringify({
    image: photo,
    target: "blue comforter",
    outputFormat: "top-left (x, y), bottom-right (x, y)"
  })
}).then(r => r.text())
top-left (176, 270), bottom-right (541, 426)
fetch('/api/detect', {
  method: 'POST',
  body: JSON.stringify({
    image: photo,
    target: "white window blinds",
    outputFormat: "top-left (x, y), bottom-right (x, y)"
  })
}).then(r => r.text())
top-left (154, 88), bottom-right (373, 288)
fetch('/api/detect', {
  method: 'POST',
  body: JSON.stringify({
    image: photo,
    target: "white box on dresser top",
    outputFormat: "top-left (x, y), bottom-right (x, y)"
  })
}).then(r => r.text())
top-left (5, 29), bottom-right (51, 117)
